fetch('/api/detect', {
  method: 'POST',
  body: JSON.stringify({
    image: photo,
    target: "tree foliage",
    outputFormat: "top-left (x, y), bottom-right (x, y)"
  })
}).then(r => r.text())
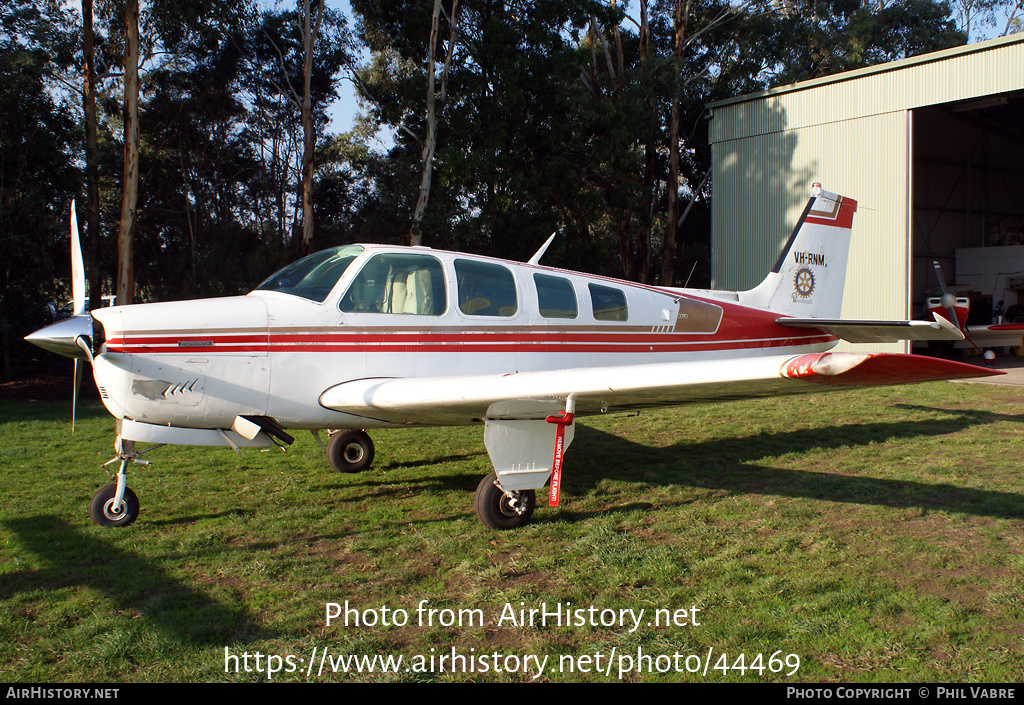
top-left (0, 0), bottom-right (79, 376)
top-left (350, 0), bottom-right (965, 282)
top-left (0, 0), bottom-right (972, 378)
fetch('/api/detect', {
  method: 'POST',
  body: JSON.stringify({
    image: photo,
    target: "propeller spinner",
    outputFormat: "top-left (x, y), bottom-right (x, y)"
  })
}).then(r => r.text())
top-left (930, 260), bottom-right (969, 330)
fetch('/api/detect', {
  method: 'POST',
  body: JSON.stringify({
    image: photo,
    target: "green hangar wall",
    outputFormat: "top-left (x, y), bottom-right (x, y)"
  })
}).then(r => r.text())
top-left (709, 34), bottom-right (1024, 352)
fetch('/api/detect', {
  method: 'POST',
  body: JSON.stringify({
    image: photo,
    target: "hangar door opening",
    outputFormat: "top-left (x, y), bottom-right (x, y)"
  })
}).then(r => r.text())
top-left (912, 90), bottom-right (1024, 337)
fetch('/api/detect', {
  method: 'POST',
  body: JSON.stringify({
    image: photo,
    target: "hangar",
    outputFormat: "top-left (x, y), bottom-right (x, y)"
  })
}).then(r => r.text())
top-left (708, 33), bottom-right (1024, 352)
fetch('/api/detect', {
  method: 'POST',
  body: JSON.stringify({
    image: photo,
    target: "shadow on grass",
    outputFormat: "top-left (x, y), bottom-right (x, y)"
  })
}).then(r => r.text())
top-left (559, 407), bottom-right (1024, 522)
top-left (145, 508), bottom-right (257, 527)
top-left (1, 515), bottom-right (264, 645)
top-left (381, 452), bottom-right (484, 470)
top-left (309, 406), bottom-right (1024, 529)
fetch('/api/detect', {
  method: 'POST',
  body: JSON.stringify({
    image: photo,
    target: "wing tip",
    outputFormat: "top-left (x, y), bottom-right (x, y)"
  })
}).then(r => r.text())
top-left (782, 352), bottom-right (1003, 386)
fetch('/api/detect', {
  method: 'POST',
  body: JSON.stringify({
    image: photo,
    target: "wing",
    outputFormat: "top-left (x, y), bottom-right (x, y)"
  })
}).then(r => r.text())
top-left (319, 352), bottom-right (1000, 425)
top-left (960, 323), bottom-right (1024, 348)
top-left (775, 313), bottom-right (963, 343)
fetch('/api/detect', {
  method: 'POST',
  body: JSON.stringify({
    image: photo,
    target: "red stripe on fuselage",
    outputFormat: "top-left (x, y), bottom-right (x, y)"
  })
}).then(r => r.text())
top-left (104, 333), bottom-right (836, 355)
top-left (102, 292), bottom-right (837, 355)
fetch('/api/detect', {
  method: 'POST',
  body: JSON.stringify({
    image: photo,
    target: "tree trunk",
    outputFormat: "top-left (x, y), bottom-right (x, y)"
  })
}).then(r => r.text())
top-left (299, 0), bottom-right (324, 256)
top-left (83, 0), bottom-right (102, 310)
top-left (410, 0), bottom-right (459, 247)
top-left (636, 0), bottom-right (653, 284)
top-left (410, 0), bottom-right (443, 247)
top-left (116, 0), bottom-right (139, 306)
top-left (663, 101), bottom-right (680, 286)
top-left (662, 0), bottom-right (691, 287)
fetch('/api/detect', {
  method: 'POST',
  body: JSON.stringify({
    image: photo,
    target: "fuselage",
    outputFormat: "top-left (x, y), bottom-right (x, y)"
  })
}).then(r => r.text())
top-left (89, 244), bottom-right (838, 430)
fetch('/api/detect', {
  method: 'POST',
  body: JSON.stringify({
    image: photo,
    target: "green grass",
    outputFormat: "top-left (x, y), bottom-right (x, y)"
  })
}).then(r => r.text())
top-left (1, 381), bottom-right (1023, 682)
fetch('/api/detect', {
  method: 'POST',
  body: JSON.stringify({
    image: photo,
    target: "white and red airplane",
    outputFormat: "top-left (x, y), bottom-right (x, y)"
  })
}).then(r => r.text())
top-left (27, 185), bottom-right (998, 530)
top-left (925, 260), bottom-right (1024, 350)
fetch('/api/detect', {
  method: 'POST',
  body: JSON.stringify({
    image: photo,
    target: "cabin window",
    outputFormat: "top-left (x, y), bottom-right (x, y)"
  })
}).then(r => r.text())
top-left (254, 245), bottom-right (364, 302)
top-left (589, 283), bottom-right (628, 321)
top-left (340, 253), bottom-right (446, 315)
top-left (455, 259), bottom-right (518, 317)
top-left (534, 273), bottom-right (577, 319)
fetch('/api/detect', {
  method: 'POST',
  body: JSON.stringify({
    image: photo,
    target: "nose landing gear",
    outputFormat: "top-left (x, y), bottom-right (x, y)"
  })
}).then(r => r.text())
top-left (89, 438), bottom-right (156, 528)
top-left (89, 484), bottom-right (140, 527)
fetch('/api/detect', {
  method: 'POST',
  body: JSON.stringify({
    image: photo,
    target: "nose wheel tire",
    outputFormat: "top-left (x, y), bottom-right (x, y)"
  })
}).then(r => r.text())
top-left (89, 484), bottom-right (140, 528)
top-left (327, 430), bottom-right (375, 473)
top-left (473, 471), bottom-right (535, 530)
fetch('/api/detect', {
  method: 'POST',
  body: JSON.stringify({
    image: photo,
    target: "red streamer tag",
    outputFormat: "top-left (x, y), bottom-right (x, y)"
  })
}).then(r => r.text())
top-left (545, 411), bottom-right (574, 506)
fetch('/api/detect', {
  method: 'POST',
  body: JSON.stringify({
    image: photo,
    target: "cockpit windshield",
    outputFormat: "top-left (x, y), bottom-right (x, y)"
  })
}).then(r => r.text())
top-left (253, 245), bottom-right (364, 302)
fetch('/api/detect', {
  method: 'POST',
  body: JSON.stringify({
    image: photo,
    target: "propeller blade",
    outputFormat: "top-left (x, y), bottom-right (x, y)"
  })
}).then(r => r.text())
top-left (26, 205), bottom-right (95, 361)
top-left (931, 260), bottom-right (948, 296)
top-left (71, 201), bottom-right (86, 316)
top-left (931, 260), bottom-right (962, 331)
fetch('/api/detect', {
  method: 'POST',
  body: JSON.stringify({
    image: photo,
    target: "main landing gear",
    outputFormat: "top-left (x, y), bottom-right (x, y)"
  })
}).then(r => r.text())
top-left (322, 424), bottom-right (556, 530)
top-left (473, 471), bottom-right (536, 530)
top-left (326, 430), bottom-right (375, 473)
top-left (472, 397), bottom-right (577, 530)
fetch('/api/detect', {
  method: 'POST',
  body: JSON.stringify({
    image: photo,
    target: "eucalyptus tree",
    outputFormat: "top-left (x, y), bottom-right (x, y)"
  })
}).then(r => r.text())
top-left (305, 0), bottom-right (968, 287)
top-left (351, 0), bottom-right (627, 269)
top-left (0, 0), bottom-right (79, 377)
top-left (235, 4), bottom-right (350, 254)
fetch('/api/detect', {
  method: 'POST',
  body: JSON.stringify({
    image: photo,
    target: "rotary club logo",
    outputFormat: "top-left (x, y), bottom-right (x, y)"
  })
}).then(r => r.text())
top-left (793, 267), bottom-right (815, 300)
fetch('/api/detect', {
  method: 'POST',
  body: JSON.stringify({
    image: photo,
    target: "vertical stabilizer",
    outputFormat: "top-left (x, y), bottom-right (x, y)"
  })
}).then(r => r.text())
top-left (739, 184), bottom-right (858, 319)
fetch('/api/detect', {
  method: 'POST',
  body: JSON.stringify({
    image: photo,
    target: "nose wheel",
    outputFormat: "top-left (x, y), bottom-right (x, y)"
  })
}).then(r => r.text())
top-left (89, 484), bottom-right (140, 527)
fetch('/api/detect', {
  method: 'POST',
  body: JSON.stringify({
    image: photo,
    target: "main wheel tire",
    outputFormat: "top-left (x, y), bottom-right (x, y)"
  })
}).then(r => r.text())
top-left (327, 430), bottom-right (375, 473)
top-left (89, 484), bottom-right (140, 528)
top-left (473, 471), bottom-right (535, 530)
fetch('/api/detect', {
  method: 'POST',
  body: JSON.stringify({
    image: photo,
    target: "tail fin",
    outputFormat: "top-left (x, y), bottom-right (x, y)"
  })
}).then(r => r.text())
top-left (740, 184), bottom-right (857, 318)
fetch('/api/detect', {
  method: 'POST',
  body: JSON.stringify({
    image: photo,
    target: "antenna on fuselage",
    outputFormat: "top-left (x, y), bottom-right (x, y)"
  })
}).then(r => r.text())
top-left (683, 261), bottom-right (698, 289)
top-left (527, 232), bottom-right (557, 265)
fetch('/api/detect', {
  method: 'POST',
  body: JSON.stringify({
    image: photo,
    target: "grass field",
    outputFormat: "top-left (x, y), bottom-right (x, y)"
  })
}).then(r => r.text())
top-left (1, 380), bottom-right (1023, 682)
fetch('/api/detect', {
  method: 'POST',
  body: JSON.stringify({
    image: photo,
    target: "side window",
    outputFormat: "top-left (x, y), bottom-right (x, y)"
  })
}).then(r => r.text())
top-left (340, 253), bottom-right (446, 315)
top-left (455, 259), bottom-right (518, 317)
top-left (589, 283), bottom-right (628, 321)
top-left (534, 273), bottom-right (577, 319)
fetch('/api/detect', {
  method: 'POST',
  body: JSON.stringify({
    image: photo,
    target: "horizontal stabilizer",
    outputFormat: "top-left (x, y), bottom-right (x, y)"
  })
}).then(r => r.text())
top-left (776, 313), bottom-right (964, 343)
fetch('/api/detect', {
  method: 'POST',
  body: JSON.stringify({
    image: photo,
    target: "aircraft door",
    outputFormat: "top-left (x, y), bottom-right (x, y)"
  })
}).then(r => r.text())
top-left (339, 252), bottom-right (450, 379)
